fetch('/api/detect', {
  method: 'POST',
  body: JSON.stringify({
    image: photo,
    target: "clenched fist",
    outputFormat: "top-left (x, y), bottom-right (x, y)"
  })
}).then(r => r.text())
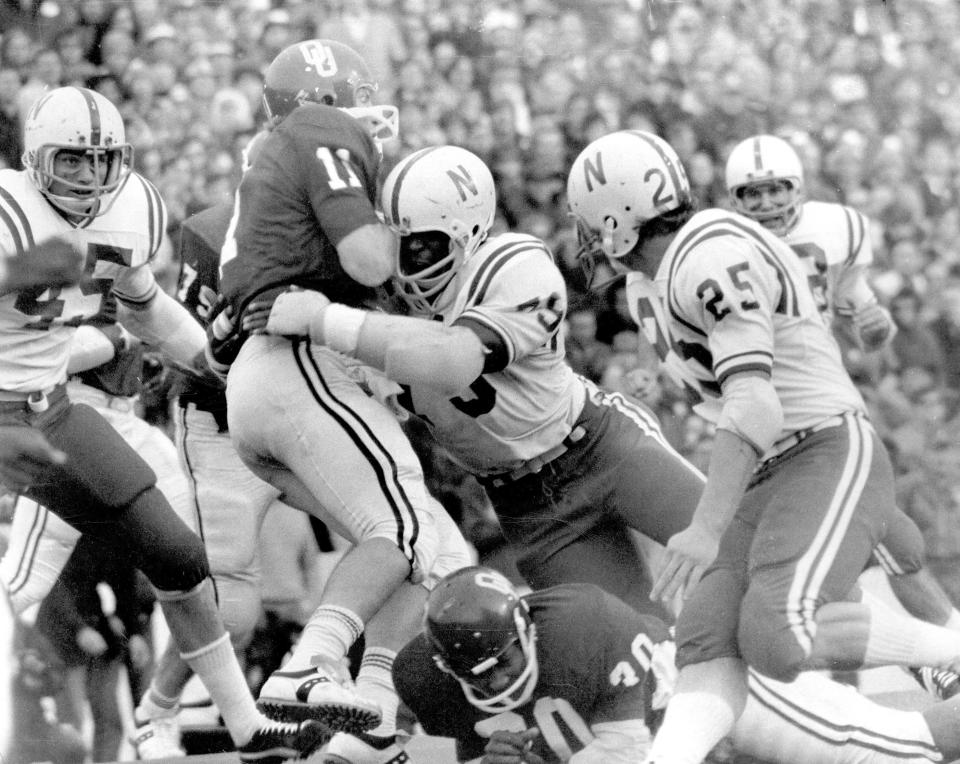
top-left (2, 237), bottom-right (83, 292)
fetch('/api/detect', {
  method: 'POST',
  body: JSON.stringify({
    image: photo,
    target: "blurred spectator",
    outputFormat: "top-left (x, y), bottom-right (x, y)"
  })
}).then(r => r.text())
top-left (0, 68), bottom-right (22, 169)
top-left (930, 284), bottom-right (960, 391)
top-left (888, 288), bottom-right (947, 384)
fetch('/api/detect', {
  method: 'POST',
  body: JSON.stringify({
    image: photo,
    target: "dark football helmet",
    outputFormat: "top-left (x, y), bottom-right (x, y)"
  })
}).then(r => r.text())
top-left (425, 566), bottom-right (538, 712)
top-left (262, 39), bottom-right (398, 141)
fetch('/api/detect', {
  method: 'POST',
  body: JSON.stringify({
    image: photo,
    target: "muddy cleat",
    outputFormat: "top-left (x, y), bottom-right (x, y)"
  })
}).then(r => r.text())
top-left (132, 715), bottom-right (185, 759)
top-left (238, 718), bottom-right (333, 763)
top-left (257, 659), bottom-right (381, 733)
top-left (321, 731), bottom-right (411, 764)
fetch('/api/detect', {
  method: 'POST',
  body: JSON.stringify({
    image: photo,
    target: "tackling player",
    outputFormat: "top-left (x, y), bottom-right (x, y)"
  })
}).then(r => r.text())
top-left (0, 86), bottom-right (327, 760)
top-left (565, 130), bottom-right (960, 764)
top-left (207, 39), bottom-right (472, 760)
top-left (257, 145), bottom-right (705, 623)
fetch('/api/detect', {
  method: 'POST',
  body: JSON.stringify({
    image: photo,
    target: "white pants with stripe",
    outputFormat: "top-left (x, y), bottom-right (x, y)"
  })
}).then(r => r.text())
top-left (226, 335), bottom-right (442, 583)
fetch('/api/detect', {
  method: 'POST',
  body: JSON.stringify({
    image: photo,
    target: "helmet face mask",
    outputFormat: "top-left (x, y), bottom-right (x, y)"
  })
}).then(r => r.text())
top-left (425, 567), bottom-right (539, 713)
top-left (725, 135), bottom-right (804, 235)
top-left (380, 146), bottom-right (496, 315)
top-left (22, 87), bottom-right (132, 222)
top-left (262, 39), bottom-right (398, 142)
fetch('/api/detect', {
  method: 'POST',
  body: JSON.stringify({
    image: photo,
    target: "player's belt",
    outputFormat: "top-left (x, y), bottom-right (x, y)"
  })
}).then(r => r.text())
top-left (0, 384), bottom-right (65, 413)
top-left (480, 425), bottom-right (589, 489)
top-left (765, 412), bottom-right (861, 461)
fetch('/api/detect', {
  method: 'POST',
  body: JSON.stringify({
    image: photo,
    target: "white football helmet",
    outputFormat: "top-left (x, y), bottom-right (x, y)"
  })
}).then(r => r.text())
top-left (725, 135), bottom-right (804, 235)
top-left (380, 146), bottom-right (496, 314)
top-left (22, 86), bottom-right (132, 222)
top-left (567, 130), bottom-right (690, 284)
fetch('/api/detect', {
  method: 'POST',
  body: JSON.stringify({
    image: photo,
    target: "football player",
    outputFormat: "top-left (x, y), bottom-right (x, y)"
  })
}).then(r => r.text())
top-left (397, 567), bottom-right (960, 764)
top-left (393, 566), bottom-right (675, 763)
top-left (0, 238), bottom-right (82, 488)
top-left (0, 86), bottom-right (328, 759)
top-left (565, 130), bottom-right (960, 764)
top-left (725, 134), bottom-right (895, 352)
top-left (258, 145), bottom-right (705, 623)
top-left (726, 132), bottom-right (960, 655)
top-left (207, 39), bottom-right (471, 760)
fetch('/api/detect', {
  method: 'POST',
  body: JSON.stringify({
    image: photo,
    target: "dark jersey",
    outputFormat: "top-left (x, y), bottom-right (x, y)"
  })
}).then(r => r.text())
top-left (174, 202), bottom-right (233, 421)
top-left (394, 584), bottom-right (670, 763)
top-left (219, 103), bottom-right (382, 320)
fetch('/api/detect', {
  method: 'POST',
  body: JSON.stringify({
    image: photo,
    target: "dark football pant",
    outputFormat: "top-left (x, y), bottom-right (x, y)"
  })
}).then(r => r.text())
top-left (0, 386), bottom-right (209, 593)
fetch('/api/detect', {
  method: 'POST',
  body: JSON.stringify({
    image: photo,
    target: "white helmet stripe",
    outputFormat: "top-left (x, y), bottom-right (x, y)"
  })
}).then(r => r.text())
top-left (388, 146), bottom-right (439, 224)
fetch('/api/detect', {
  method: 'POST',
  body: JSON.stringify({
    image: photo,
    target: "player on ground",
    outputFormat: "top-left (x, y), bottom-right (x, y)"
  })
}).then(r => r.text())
top-left (565, 130), bottom-right (960, 764)
top-left (0, 85), bottom-right (327, 760)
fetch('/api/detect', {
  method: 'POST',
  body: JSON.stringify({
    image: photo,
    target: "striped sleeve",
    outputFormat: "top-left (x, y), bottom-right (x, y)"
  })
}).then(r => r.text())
top-left (842, 206), bottom-right (871, 267)
top-left (133, 174), bottom-right (168, 259)
top-left (0, 185), bottom-right (36, 257)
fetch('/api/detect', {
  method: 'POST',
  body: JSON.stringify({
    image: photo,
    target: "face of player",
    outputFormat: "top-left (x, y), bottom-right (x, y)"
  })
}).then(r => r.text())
top-left (48, 148), bottom-right (109, 202)
top-left (737, 179), bottom-right (793, 228)
top-left (469, 639), bottom-right (526, 698)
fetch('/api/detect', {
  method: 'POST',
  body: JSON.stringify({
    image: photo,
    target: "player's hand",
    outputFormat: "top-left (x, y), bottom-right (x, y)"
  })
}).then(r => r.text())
top-left (0, 426), bottom-right (66, 491)
top-left (262, 288), bottom-right (331, 338)
top-left (481, 728), bottom-right (545, 764)
top-left (5, 237), bottom-right (83, 291)
top-left (852, 303), bottom-right (894, 350)
top-left (651, 523), bottom-right (719, 603)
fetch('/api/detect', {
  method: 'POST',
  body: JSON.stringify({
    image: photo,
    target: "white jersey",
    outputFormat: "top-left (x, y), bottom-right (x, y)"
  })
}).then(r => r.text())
top-left (0, 170), bottom-right (166, 391)
top-left (783, 200), bottom-right (874, 319)
top-left (401, 232), bottom-right (585, 475)
top-left (625, 209), bottom-right (865, 443)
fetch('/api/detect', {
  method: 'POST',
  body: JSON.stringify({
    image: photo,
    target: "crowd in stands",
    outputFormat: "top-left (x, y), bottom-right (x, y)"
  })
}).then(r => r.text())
top-left (2, 0), bottom-right (960, 758)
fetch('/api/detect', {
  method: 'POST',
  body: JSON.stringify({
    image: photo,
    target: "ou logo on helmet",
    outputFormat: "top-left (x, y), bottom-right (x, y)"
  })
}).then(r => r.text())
top-left (300, 41), bottom-right (338, 76)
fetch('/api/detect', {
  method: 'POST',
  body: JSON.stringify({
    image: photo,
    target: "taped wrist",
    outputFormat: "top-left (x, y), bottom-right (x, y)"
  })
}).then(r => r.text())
top-left (314, 303), bottom-right (366, 355)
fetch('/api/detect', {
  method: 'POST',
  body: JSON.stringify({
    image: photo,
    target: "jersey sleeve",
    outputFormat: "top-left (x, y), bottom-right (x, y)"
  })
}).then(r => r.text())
top-left (833, 207), bottom-right (876, 314)
top-left (453, 237), bottom-right (565, 371)
top-left (671, 235), bottom-right (780, 385)
top-left (287, 119), bottom-right (381, 246)
top-left (841, 206), bottom-right (872, 268)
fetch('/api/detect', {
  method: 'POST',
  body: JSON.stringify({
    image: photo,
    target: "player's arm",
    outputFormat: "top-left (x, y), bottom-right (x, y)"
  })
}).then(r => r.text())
top-left (652, 243), bottom-right (783, 602)
top-left (834, 264), bottom-right (895, 351)
top-left (66, 323), bottom-right (132, 374)
top-left (112, 265), bottom-right (221, 386)
top-left (336, 223), bottom-right (396, 287)
top-left (250, 288), bottom-right (486, 396)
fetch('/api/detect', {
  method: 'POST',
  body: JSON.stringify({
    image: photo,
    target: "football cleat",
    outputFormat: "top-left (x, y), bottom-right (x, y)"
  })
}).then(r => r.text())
top-left (321, 731), bottom-right (411, 764)
top-left (131, 714), bottom-right (185, 759)
top-left (238, 718), bottom-right (332, 764)
top-left (257, 658), bottom-right (382, 733)
top-left (910, 666), bottom-right (960, 700)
